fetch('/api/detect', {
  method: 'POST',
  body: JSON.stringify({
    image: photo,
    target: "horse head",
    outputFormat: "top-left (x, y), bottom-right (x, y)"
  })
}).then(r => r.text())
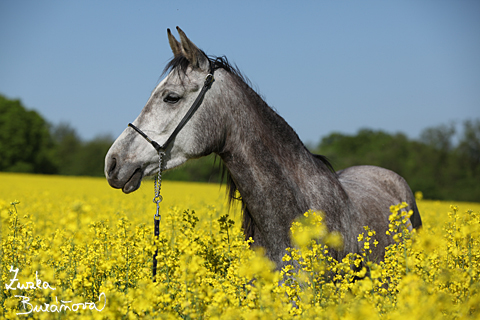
top-left (105, 27), bottom-right (224, 193)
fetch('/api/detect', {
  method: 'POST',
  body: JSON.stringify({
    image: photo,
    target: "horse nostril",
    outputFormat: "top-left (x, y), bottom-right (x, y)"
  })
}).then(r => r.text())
top-left (108, 157), bottom-right (117, 177)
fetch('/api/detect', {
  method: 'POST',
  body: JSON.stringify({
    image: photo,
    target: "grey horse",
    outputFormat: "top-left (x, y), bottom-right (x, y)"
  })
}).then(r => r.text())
top-left (105, 27), bottom-right (422, 270)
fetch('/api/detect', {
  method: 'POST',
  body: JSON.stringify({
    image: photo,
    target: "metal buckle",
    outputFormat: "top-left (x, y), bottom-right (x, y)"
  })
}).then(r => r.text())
top-left (205, 74), bottom-right (214, 86)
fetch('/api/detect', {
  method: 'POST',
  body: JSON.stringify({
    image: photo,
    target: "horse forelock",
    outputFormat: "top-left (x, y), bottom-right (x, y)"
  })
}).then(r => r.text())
top-left (163, 55), bottom-right (191, 76)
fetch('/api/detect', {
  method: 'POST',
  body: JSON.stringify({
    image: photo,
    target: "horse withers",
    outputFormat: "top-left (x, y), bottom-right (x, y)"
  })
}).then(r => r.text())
top-left (105, 27), bottom-right (422, 270)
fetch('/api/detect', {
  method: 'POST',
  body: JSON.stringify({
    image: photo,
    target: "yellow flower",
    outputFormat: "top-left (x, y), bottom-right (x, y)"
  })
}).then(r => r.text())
top-left (2, 172), bottom-right (480, 319)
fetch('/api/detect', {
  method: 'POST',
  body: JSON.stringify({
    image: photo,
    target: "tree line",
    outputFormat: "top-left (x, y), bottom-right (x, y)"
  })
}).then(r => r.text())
top-left (0, 95), bottom-right (112, 176)
top-left (311, 121), bottom-right (480, 202)
top-left (1, 94), bottom-right (478, 201)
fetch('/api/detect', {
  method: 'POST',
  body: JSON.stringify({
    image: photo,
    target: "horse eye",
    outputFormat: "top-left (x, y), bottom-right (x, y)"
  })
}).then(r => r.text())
top-left (163, 93), bottom-right (181, 104)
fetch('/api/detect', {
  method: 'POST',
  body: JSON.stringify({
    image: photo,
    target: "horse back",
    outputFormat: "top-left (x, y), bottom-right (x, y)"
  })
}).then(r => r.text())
top-left (337, 165), bottom-right (422, 230)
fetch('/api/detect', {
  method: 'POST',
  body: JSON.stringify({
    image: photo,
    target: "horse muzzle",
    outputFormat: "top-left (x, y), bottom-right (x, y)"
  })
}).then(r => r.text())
top-left (105, 155), bottom-right (144, 194)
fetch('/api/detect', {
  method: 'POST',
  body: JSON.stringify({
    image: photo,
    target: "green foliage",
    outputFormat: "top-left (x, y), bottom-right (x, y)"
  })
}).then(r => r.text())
top-left (0, 95), bottom-right (114, 177)
top-left (50, 122), bottom-right (82, 175)
top-left (0, 95), bottom-right (56, 173)
top-left (314, 121), bottom-right (480, 202)
top-left (51, 122), bottom-right (113, 176)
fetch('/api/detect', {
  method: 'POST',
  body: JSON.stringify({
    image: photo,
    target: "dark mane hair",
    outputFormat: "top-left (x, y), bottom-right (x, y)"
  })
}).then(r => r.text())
top-left (163, 52), bottom-right (252, 87)
top-left (162, 53), bottom-right (334, 242)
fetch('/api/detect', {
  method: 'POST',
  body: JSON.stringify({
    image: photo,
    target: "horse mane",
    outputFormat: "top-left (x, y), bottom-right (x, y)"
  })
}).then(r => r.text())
top-left (163, 53), bottom-right (334, 242)
top-left (163, 53), bottom-right (253, 88)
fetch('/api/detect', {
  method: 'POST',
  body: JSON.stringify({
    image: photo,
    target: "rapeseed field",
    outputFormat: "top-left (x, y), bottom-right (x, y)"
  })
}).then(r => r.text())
top-left (1, 172), bottom-right (480, 319)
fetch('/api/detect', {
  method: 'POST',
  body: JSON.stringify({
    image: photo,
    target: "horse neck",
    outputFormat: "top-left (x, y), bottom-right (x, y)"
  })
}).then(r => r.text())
top-left (214, 71), bottom-right (340, 257)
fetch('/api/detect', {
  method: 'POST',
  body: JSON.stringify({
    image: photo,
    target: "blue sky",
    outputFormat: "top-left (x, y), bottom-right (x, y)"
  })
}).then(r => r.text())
top-left (1, 1), bottom-right (479, 145)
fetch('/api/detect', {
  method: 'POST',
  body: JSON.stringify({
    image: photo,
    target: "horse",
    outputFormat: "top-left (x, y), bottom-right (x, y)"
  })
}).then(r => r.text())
top-left (105, 27), bottom-right (422, 270)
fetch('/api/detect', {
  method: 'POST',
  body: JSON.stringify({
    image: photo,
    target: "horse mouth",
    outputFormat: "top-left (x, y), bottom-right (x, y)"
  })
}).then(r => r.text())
top-left (122, 168), bottom-right (143, 194)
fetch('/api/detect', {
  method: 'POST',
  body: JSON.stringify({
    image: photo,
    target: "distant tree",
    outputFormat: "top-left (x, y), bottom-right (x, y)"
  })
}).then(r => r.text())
top-left (0, 94), bottom-right (57, 173)
top-left (51, 122), bottom-right (83, 175)
top-left (416, 121), bottom-right (480, 201)
top-left (420, 123), bottom-right (456, 152)
top-left (457, 119), bottom-right (480, 172)
top-left (456, 119), bottom-right (480, 199)
top-left (75, 135), bottom-right (114, 176)
top-left (50, 123), bottom-right (114, 177)
top-left (418, 123), bottom-right (457, 195)
top-left (316, 129), bottom-right (411, 177)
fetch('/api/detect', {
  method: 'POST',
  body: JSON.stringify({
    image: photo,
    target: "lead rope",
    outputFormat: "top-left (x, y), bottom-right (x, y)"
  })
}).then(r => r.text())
top-left (126, 67), bottom-right (215, 283)
top-left (152, 149), bottom-right (165, 282)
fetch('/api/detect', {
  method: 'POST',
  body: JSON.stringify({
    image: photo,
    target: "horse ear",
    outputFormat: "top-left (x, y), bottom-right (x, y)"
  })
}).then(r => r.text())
top-left (167, 28), bottom-right (182, 58)
top-left (176, 26), bottom-right (209, 70)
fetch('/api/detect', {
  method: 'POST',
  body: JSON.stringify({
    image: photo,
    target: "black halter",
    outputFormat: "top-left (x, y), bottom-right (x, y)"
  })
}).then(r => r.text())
top-left (127, 61), bottom-right (215, 282)
top-left (128, 64), bottom-right (214, 151)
